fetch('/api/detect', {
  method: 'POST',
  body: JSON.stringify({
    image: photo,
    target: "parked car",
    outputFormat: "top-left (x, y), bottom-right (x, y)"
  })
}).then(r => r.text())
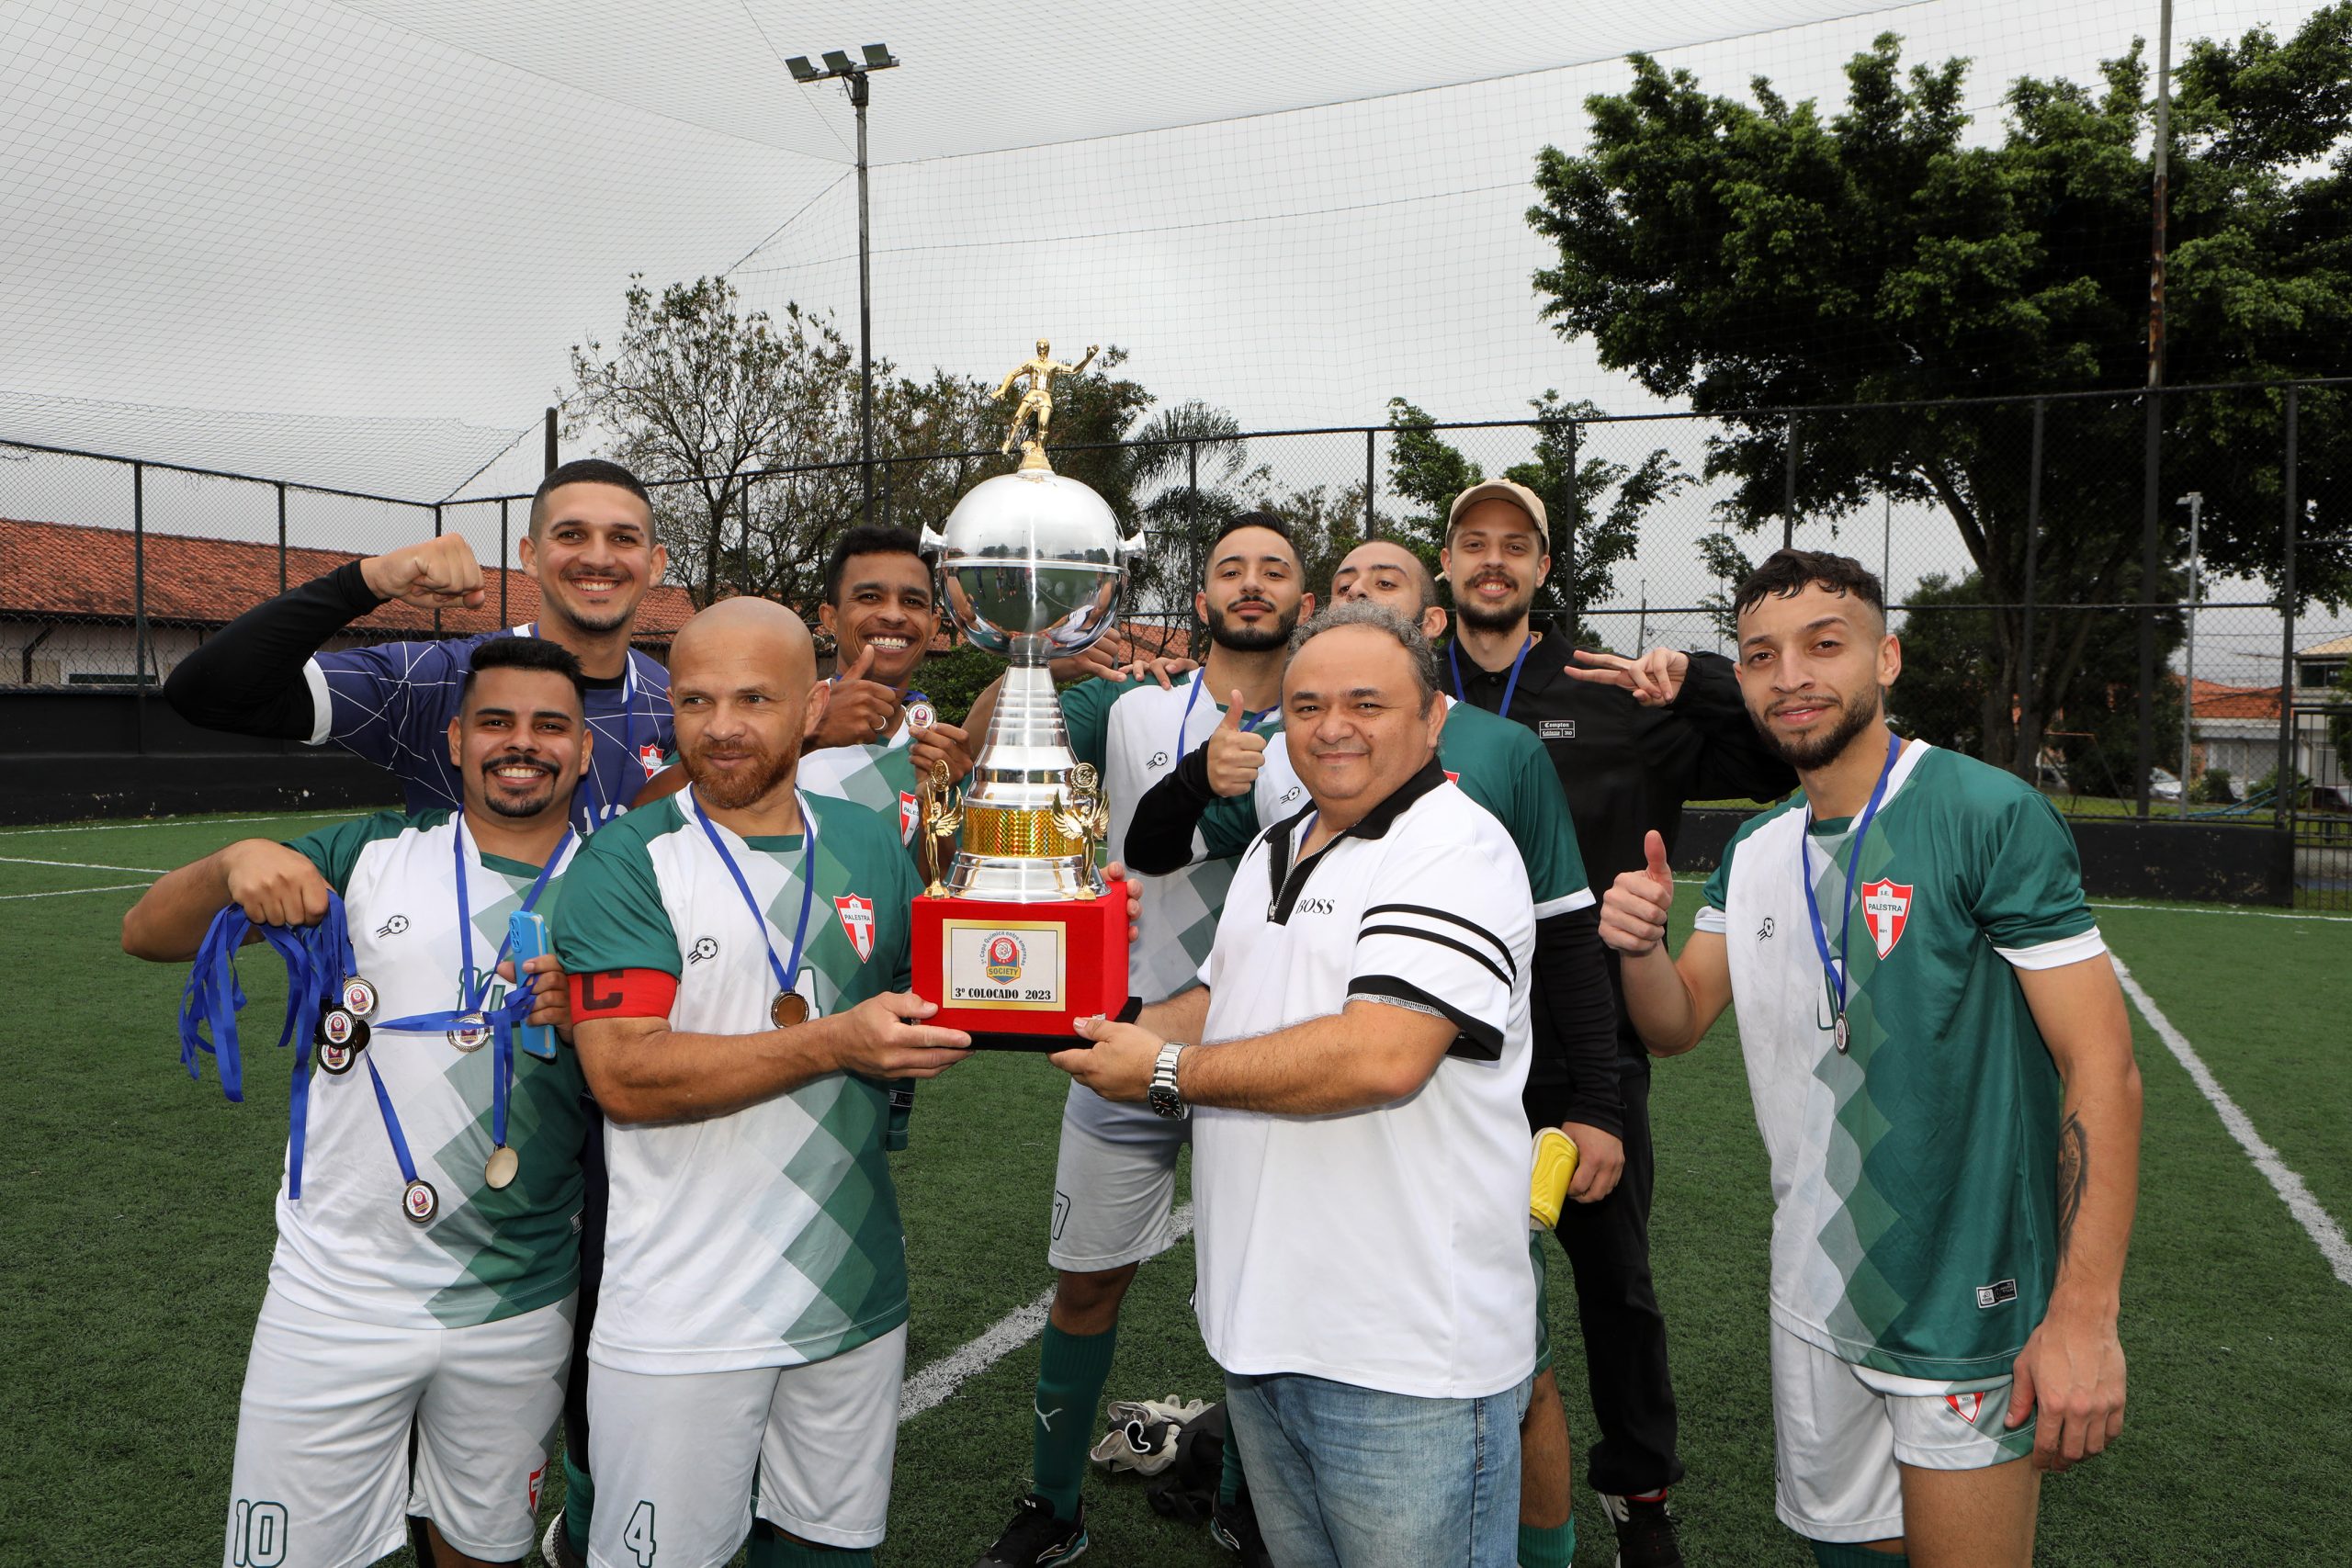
top-left (2309, 784), bottom-right (2352, 815)
top-left (2150, 768), bottom-right (2183, 802)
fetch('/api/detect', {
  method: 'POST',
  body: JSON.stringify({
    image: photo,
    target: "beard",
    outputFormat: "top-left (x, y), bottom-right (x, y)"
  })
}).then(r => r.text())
top-left (684, 736), bottom-right (797, 809)
top-left (1453, 572), bottom-right (1532, 634)
top-left (1205, 595), bottom-right (1297, 652)
top-left (1755, 688), bottom-right (1883, 771)
top-left (548, 576), bottom-right (637, 636)
top-left (479, 754), bottom-right (560, 818)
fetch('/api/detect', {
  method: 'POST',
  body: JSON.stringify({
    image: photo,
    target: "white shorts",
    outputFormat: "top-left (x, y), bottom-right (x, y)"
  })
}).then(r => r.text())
top-left (1046, 1081), bottom-right (1190, 1272)
top-left (584, 1324), bottom-right (909, 1567)
top-left (224, 1285), bottom-right (572, 1568)
top-left (1770, 1322), bottom-right (2037, 1543)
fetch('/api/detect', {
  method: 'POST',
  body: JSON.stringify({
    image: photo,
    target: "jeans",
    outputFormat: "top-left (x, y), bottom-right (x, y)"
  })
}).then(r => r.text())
top-left (1223, 1369), bottom-right (1532, 1568)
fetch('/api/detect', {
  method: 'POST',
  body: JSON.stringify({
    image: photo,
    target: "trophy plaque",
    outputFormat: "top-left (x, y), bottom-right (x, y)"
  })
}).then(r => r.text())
top-left (912, 356), bottom-right (1142, 1048)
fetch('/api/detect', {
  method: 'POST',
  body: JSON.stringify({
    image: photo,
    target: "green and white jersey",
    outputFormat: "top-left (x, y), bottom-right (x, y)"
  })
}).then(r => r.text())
top-left (1061, 670), bottom-right (1283, 1003)
top-left (797, 725), bottom-right (922, 848)
top-left (1197, 695), bottom-right (1596, 919)
top-left (276, 809), bottom-right (588, 1330)
top-left (552, 790), bottom-right (922, 1374)
top-left (1696, 742), bottom-right (2105, 1382)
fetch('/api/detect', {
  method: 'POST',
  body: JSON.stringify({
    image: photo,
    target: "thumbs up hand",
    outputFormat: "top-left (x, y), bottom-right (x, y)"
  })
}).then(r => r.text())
top-left (1204, 691), bottom-right (1268, 798)
top-left (1600, 829), bottom-right (1677, 955)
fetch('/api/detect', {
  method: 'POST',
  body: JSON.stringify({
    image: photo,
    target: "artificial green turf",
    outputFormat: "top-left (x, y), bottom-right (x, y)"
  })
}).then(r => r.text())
top-left (3, 813), bottom-right (2347, 1564)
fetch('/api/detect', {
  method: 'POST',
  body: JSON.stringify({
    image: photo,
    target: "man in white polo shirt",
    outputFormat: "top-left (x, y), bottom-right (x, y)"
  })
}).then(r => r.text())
top-left (1056, 601), bottom-right (1538, 1568)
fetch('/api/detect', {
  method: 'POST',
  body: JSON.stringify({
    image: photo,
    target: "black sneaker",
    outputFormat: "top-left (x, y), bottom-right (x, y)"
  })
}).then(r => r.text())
top-left (1209, 1489), bottom-right (1272, 1567)
top-left (1600, 1491), bottom-right (1684, 1568)
top-left (975, 1495), bottom-right (1090, 1566)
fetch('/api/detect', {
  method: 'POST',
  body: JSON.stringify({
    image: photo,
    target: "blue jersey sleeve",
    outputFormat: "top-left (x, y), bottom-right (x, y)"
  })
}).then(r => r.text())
top-left (311, 638), bottom-right (473, 812)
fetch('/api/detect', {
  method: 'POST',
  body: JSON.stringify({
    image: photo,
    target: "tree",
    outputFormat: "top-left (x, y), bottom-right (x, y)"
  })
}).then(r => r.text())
top-left (1893, 570), bottom-right (2182, 795)
top-left (1528, 7), bottom-right (2352, 778)
top-left (1383, 393), bottom-right (1688, 645)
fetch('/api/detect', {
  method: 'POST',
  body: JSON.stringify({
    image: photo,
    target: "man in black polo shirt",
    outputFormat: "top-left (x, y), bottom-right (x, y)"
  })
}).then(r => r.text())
top-left (1440, 479), bottom-right (1796, 1567)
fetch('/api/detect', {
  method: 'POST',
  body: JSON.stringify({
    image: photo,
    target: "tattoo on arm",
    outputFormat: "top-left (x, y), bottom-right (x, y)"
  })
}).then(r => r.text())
top-left (2055, 1110), bottom-right (2088, 1257)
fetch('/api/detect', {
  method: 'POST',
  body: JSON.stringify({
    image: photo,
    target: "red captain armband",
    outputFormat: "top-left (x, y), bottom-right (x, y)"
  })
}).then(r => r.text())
top-left (570, 968), bottom-right (679, 1021)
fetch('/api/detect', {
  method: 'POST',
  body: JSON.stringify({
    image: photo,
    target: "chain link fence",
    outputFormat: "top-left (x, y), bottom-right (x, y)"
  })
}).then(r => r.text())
top-left (7, 380), bottom-right (2347, 902)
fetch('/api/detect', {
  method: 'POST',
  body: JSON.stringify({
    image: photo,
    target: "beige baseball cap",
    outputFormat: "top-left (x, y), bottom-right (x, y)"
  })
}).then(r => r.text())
top-left (1445, 479), bottom-right (1549, 546)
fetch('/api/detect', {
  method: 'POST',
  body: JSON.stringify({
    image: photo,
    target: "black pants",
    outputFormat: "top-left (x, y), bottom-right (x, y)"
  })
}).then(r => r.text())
top-left (562, 1100), bottom-right (607, 1496)
top-left (1551, 1059), bottom-right (1683, 1495)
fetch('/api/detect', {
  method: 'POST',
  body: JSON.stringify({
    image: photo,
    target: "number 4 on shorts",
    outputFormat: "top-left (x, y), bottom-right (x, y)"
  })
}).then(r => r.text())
top-left (624, 1500), bottom-right (658, 1566)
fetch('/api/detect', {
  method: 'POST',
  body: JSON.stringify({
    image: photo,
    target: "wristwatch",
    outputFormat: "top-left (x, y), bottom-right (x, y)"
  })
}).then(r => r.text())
top-left (1148, 1042), bottom-right (1190, 1121)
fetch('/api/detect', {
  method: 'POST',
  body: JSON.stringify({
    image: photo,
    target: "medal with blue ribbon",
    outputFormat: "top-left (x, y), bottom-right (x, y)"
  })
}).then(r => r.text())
top-left (1800, 731), bottom-right (1905, 1055)
top-left (690, 788), bottom-right (820, 1030)
top-left (371, 818), bottom-right (571, 1192)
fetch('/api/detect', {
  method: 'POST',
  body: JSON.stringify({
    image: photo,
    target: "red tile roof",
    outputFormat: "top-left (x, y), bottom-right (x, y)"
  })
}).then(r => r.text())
top-left (2190, 679), bottom-right (2283, 720)
top-left (1, 516), bottom-right (694, 640)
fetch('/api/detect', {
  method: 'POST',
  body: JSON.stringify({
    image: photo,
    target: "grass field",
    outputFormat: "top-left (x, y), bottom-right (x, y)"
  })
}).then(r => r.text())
top-left (3, 809), bottom-right (2348, 1566)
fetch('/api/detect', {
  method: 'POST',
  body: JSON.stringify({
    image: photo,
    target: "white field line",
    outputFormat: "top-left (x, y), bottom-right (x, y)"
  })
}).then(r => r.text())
top-left (899, 1202), bottom-right (1194, 1425)
top-left (1665, 876), bottom-right (2352, 924)
top-left (0, 812), bottom-right (343, 838)
top-left (2111, 957), bottom-right (2352, 1289)
top-left (0, 882), bottom-right (152, 901)
top-left (0, 854), bottom-right (167, 874)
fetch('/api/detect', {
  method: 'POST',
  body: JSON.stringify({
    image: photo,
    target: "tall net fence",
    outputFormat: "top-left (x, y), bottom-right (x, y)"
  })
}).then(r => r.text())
top-left (6, 380), bottom-right (2348, 900)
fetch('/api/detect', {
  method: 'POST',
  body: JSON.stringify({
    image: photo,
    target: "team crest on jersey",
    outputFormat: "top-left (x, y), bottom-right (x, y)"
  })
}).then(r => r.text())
top-left (1444, 769), bottom-right (1460, 784)
top-left (983, 931), bottom-right (1026, 983)
top-left (898, 791), bottom-right (920, 845)
top-left (1945, 1391), bottom-right (1984, 1425)
top-left (638, 742), bottom-right (666, 778)
top-left (528, 1462), bottom-right (546, 1511)
top-left (1859, 878), bottom-right (1913, 958)
top-left (835, 895), bottom-right (876, 962)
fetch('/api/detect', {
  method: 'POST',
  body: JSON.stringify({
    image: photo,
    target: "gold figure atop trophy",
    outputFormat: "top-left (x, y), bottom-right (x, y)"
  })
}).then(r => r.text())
top-left (994, 339), bottom-right (1099, 469)
top-left (917, 757), bottom-right (964, 900)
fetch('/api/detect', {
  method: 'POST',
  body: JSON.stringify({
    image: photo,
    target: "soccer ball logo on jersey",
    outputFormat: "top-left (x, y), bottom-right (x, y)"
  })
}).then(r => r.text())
top-left (898, 792), bottom-right (920, 845)
top-left (835, 895), bottom-right (876, 962)
top-left (983, 932), bottom-right (1026, 983)
top-left (1859, 878), bottom-right (1913, 959)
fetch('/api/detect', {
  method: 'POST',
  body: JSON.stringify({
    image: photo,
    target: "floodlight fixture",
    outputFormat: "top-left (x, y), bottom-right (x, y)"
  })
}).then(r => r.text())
top-left (784, 40), bottom-right (902, 517)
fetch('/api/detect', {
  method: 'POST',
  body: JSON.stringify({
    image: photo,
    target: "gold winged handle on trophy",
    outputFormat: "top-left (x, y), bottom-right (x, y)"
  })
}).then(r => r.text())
top-left (1050, 761), bottom-right (1111, 859)
top-left (918, 757), bottom-right (965, 899)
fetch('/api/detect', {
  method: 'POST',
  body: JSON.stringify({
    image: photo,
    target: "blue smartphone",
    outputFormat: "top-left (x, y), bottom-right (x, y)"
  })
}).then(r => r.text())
top-left (508, 910), bottom-right (559, 1061)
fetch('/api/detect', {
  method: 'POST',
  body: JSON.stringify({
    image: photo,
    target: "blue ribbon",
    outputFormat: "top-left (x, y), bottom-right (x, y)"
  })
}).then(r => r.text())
top-left (1801, 731), bottom-right (1905, 1039)
top-left (1177, 671), bottom-right (1278, 759)
top-left (690, 788), bottom-right (819, 1010)
top-left (1447, 634), bottom-right (1534, 721)
top-left (175, 893), bottom-right (356, 1200)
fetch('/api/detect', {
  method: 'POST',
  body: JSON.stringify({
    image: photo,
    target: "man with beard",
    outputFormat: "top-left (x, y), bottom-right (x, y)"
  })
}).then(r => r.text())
top-left (1123, 537), bottom-right (1624, 1568)
top-left (164, 458), bottom-right (675, 837)
top-left (970, 512), bottom-right (1314, 1568)
top-left (1440, 479), bottom-right (1794, 1568)
top-left (553, 597), bottom-right (977, 1568)
top-left (1596, 551), bottom-right (2139, 1568)
top-left (121, 635), bottom-right (588, 1568)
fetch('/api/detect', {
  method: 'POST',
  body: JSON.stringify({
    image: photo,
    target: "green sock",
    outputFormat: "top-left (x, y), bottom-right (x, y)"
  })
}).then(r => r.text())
top-left (1217, 1418), bottom-right (1245, 1508)
top-left (560, 1449), bottom-right (594, 1555)
top-left (1032, 1322), bottom-right (1117, 1519)
top-left (1810, 1540), bottom-right (1908, 1568)
top-left (1518, 1517), bottom-right (1576, 1568)
top-left (749, 1534), bottom-right (875, 1568)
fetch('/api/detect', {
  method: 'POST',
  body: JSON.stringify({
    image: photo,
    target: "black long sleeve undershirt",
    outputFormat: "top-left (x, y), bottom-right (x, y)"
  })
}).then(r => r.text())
top-left (1123, 750), bottom-right (1624, 1136)
top-left (164, 561), bottom-right (384, 740)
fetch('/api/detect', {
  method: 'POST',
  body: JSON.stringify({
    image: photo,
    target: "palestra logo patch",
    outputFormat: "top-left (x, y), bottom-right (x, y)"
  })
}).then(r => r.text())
top-left (899, 791), bottom-right (920, 844)
top-left (1859, 878), bottom-right (1913, 958)
top-left (835, 895), bottom-right (876, 962)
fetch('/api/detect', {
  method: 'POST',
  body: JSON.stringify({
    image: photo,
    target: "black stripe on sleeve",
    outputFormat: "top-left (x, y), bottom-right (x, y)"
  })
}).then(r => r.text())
top-left (1358, 923), bottom-right (1512, 989)
top-left (1347, 974), bottom-right (1505, 1061)
top-left (1362, 902), bottom-right (1517, 981)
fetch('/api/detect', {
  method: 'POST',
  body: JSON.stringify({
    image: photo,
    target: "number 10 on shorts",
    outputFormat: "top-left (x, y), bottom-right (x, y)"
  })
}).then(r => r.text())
top-left (230, 1500), bottom-right (288, 1567)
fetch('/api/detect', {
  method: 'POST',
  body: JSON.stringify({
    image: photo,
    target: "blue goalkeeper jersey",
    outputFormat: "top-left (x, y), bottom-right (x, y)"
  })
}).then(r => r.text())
top-left (305, 626), bottom-right (673, 835)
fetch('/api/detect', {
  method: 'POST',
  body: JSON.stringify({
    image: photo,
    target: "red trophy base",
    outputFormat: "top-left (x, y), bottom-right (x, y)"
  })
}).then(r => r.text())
top-left (910, 886), bottom-right (1131, 1051)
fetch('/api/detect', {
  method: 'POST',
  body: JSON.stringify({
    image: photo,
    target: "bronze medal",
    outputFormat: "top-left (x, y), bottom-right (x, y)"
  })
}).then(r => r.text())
top-left (484, 1145), bottom-right (520, 1190)
top-left (319, 1041), bottom-right (354, 1075)
top-left (447, 1012), bottom-right (491, 1053)
top-left (401, 1179), bottom-right (439, 1224)
top-left (771, 991), bottom-right (808, 1029)
top-left (340, 975), bottom-right (378, 1019)
top-left (321, 1007), bottom-right (357, 1048)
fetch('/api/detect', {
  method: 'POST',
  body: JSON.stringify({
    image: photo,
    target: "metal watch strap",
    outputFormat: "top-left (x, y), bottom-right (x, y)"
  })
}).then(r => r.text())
top-left (1148, 1041), bottom-right (1190, 1120)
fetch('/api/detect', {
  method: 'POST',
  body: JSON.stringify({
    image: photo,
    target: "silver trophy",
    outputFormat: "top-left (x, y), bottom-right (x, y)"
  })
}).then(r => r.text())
top-left (920, 467), bottom-right (1145, 902)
